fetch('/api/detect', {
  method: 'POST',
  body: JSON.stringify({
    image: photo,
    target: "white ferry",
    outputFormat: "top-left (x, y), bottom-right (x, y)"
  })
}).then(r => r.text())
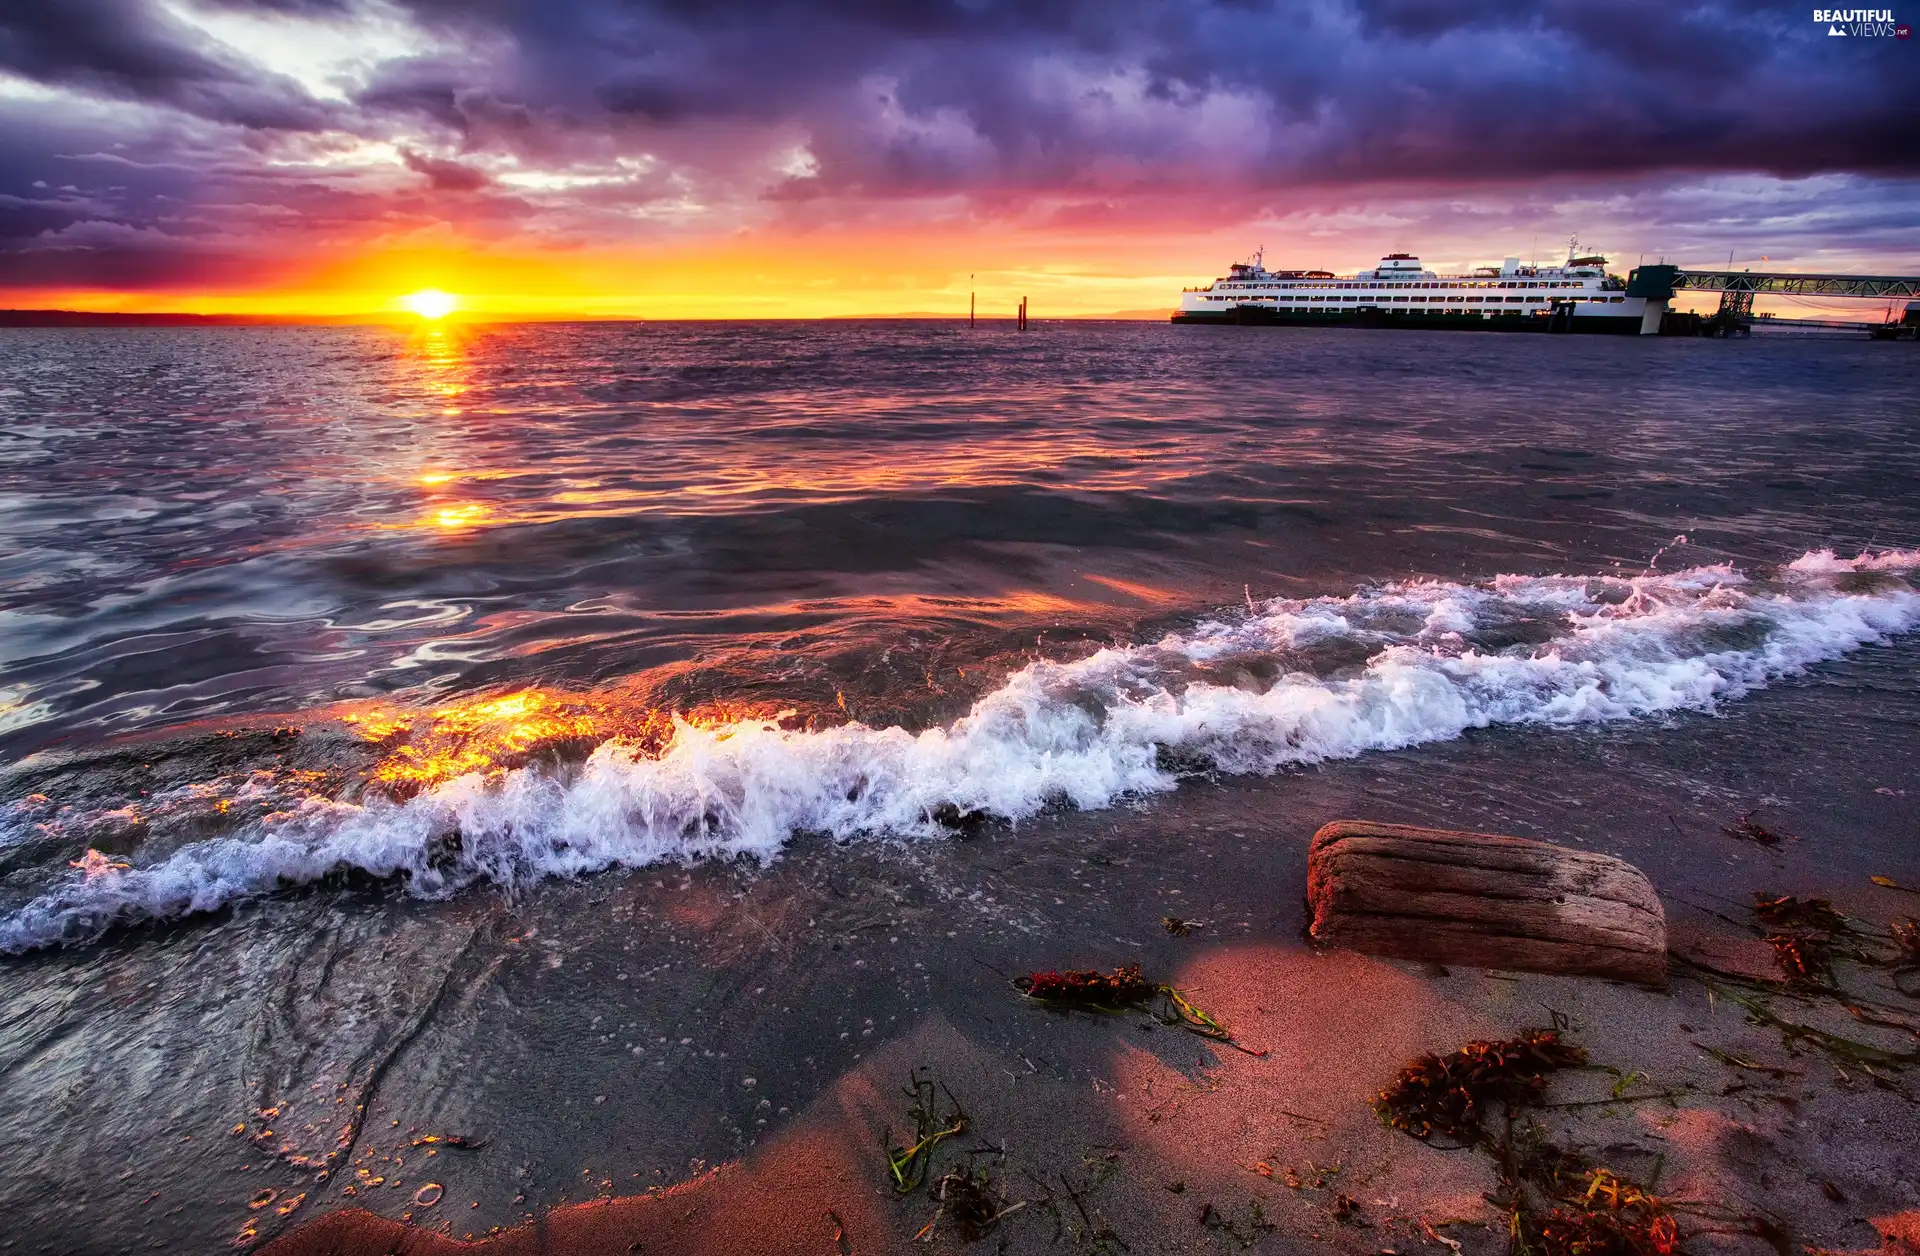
top-left (1172, 244), bottom-right (1674, 335)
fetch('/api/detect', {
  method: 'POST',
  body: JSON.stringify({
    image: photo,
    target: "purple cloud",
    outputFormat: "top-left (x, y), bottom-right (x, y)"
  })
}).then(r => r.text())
top-left (0, 0), bottom-right (1915, 294)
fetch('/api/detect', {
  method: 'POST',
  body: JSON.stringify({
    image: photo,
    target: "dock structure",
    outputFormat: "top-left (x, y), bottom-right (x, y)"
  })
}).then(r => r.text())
top-left (1631, 265), bottom-right (1920, 337)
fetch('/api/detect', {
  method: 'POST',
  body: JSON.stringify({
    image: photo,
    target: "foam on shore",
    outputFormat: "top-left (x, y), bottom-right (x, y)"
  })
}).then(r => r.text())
top-left (4, 548), bottom-right (1916, 952)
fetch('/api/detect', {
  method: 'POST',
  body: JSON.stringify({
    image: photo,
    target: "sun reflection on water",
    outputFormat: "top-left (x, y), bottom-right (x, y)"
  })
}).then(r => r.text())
top-left (340, 688), bottom-right (847, 796)
top-left (428, 502), bottom-right (492, 530)
top-left (346, 690), bottom-right (609, 792)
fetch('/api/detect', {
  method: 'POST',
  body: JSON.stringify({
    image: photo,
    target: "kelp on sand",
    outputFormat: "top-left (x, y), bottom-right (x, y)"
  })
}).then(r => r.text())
top-left (1012, 962), bottom-right (1265, 1055)
top-left (1373, 1027), bottom-right (1587, 1146)
top-left (1375, 1025), bottom-right (1680, 1256)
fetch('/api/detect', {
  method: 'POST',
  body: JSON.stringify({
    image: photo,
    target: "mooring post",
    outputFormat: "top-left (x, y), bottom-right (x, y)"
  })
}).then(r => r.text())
top-left (970, 274), bottom-right (975, 329)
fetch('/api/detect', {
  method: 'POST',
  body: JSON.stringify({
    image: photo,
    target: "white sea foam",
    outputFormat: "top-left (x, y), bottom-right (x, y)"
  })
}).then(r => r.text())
top-left (5, 548), bottom-right (1918, 951)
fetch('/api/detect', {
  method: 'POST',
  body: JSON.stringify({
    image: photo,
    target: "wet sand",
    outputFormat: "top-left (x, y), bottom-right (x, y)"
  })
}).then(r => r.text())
top-left (4, 641), bottom-right (1914, 1254)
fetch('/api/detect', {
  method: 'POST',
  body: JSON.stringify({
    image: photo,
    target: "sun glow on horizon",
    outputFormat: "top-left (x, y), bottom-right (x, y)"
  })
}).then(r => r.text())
top-left (402, 288), bottom-right (459, 320)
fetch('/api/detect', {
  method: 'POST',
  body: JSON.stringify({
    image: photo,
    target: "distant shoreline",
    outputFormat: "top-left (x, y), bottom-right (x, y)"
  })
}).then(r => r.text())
top-left (0, 310), bottom-right (407, 328)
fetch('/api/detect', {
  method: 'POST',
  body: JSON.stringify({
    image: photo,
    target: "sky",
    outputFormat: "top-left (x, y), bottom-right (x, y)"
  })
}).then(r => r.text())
top-left (1, 0), bottom-right (1916, 319)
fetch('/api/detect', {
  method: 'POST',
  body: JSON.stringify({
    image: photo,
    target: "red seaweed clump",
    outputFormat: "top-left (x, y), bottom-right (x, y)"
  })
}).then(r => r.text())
top-left (1528, 1170), bottom-right (1678, 1256)
top-left (1014, 962), bottom-right (1155, 1006)
top-left (1373, 1028), bottom-right (1588, 1144)
top-left (1752, 893), bottom-right (1847, 933)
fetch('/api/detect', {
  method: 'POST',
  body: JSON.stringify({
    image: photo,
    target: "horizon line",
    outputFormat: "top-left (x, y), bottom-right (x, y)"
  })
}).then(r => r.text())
top-left (0, 309), bottom-right (1178, 328)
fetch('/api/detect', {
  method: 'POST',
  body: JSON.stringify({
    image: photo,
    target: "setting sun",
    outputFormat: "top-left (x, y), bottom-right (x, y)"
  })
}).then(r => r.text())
top-left (402, 288), bottom-right (458, 320)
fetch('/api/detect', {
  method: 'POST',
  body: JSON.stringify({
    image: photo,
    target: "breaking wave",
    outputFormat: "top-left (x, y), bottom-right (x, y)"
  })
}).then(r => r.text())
top-left (5, 547), bottom-right (1918, 952)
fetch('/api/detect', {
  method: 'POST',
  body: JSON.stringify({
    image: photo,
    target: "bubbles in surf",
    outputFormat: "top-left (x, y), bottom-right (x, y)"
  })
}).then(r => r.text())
top-left (3, 548), bottom-right (1916, 953)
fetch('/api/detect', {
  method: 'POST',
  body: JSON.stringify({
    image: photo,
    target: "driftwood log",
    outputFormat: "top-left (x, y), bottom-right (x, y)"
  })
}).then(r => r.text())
top-left (1306, 820), bottom-right (1668, 987)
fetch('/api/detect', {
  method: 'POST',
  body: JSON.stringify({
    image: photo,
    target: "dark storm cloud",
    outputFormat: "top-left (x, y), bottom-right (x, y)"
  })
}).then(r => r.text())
top-left (362, 0), bottom-right (1914, 188)
top-left (1, 0), bottom-right (1916, 292)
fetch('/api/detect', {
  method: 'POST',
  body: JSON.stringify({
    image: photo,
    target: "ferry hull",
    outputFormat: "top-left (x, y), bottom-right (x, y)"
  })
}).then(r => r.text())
top-left (1169, 307), bottom-right (1645, 335)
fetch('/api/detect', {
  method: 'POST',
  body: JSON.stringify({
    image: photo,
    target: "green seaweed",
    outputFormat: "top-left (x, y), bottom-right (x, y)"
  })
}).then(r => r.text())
top-left (883, 1068), bottom-right (968, 1194)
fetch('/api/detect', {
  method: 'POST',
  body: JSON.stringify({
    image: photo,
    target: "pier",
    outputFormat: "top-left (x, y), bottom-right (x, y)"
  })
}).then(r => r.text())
top-left (1638, 265), bottom-right (1920, 337)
